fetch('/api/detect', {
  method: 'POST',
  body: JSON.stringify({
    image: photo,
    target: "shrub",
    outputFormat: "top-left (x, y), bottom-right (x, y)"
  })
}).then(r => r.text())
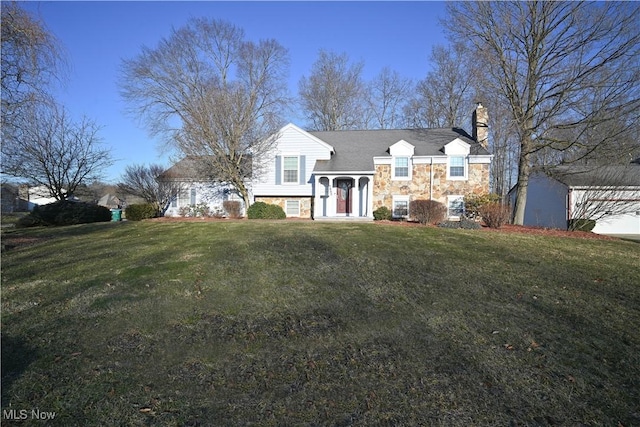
top-left (125, 203), bottom-right (157, 221)
top-left (409, 199), bottom-right (447, 225)
top-left (194, 203), bottom-right (211, 218)
top-left (460, 218), bottom-right (482, 229)
top-left (223, 200), bottom-right (242, 219)
top-left (247, 202), bottom-right (286, 219)
top-left (568, 218), bottom-right (596, 232)
top-left (178, 203), bottom-right (211, 218)
top-left (247, 201), bottom-right (268, 219)
top-left (16, 214), bottom-right (46, 228)
top-left (437, 219), bottom-right (482, 230)
top-left (16, 200), bottom-right (111, 227)
top-left (478, 202), bottom-right (511, 229)
top-left (373, 206), bottom-right (392, 221)
top-left (179, 206), bottom-right (192, 217)
top-left (465, 193), bottom-right (502, 220)
top-left (265, 204), bottom-right (286, 219)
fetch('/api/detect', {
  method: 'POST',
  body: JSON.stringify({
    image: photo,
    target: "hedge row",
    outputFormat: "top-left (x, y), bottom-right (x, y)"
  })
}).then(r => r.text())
top-left (16, 200), bottom-right (111, 227)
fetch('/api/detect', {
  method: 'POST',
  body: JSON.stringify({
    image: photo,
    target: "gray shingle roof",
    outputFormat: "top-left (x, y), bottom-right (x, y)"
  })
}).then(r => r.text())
top-left (157, 155), bottom-right (252, 181)
top-left (548, 163), bottom-right (640, 187)
top-left (157, 157), bottom-right (205, 181)
top-left (309, 127), bottom-right (489, 173)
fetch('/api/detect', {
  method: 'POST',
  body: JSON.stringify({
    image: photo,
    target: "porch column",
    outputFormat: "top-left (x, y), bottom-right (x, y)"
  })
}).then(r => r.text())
top-left (314, 175), bottom-right (332, 218)
top-left (314, 175), bottom-right (322, 218)
top-left (330, 177), bottom-right (337, 216)
top-left (351, 175), bottom-right (358, 216)
top-left (367, 175), bottom-right (374, 218)
top-left (355, 175), bottom-right (364, 217)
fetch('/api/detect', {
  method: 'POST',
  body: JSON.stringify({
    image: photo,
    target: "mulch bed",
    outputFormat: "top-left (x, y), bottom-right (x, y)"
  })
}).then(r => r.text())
top-left (477, 223), bottom-right (616, 240)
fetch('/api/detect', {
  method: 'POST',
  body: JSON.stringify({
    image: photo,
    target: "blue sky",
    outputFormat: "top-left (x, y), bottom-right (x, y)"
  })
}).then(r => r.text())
top-left (21, 1), bottom-right (449, 183)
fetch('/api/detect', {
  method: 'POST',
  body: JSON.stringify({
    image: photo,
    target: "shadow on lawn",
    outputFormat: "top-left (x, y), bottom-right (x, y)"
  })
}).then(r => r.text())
top-left (1, 334), bottom-right (37, 407)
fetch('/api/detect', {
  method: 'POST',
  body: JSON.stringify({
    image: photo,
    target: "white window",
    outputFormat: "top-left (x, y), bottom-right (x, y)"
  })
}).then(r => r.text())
top-left (283, 156), bottom-right (299, 184)
top-left (392, 195), bottom-right (410, 218)
top-left (448, 156), bottom-right (467, 180)
top-left (448, 195), bottom-right (465, 218)
top-left (393, 156), bottom-right (411, 180)
top-left (178, 188), bottom-right (190, 207)
top-left (190, 188), bottom-right (197, 205)
top-left (286, 200), bottom-right (300, 216)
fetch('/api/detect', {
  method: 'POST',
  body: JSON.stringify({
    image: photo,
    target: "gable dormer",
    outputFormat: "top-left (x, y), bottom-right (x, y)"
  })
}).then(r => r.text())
top-left (444, 138), bottom-right (471, 180)
top-left (443, 138), bottom-right (471, 156)
top-left (389, 139), bottom-right (415, 156)
top-left (389, 140), bottom-right (414, 181)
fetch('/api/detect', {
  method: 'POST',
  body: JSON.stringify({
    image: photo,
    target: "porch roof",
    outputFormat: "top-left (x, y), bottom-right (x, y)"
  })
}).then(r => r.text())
top-left (310, 127), bottom-right (484, 173)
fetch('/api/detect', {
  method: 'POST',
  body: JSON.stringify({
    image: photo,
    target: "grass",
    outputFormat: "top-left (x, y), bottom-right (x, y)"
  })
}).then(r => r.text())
top-left (1, 220), bottom-right (639, 426)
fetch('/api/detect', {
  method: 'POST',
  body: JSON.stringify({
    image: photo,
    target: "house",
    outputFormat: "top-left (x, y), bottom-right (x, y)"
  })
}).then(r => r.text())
top-left (509, 162), bottom-right (640, 236)
top-left (158, 156), bottom-right (246, 217)
top-left (97, 194), bottom-right (122, 210)
top-left (19, 185), bottom-right (58, 211)
top-left (253, 104), bottom-right (492, 220)
top-left (161, 104), bottom-right (492, 219)
top-left (1, 183), bottom-right (21, 213)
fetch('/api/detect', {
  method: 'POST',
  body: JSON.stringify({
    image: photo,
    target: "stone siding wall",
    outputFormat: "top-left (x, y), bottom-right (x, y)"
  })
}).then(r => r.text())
top-left (431, 164), bottom-right (490, 200)
top-left (254, 196), bottom-right (312, 218)
top-left (373, 164), bottom-right (431, 210)
top-left (373, 163), bottom-right (490, 210)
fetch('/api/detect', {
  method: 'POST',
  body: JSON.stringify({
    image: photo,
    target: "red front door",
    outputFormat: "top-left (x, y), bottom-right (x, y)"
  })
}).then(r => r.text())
top-left (336, 179), bottom-right (352, 214)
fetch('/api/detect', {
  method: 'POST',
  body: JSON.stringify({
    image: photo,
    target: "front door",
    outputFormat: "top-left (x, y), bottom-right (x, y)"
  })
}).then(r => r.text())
top-left (336, 179), bottom-right (352, 214)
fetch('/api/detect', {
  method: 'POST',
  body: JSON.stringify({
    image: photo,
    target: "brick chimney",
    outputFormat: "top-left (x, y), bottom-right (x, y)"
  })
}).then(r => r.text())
top-left (472, 102), bottom-right (489, 150)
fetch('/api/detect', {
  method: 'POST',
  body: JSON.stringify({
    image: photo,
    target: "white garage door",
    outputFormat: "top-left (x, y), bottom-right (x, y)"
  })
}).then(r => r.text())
top-left (592, 210), bottom-right (640, 235)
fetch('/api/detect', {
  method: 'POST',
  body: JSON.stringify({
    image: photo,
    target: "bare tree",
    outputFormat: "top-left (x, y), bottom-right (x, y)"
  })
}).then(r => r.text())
top-left (117, 164), bottom-right (180, 216)
top-left (404, 44), bottom-right (476, 129)
top-left (120, 18), bottom-right (290, 208)
top-left (365, 67), bottom-right (412, 129)
top-left (445, 1), bottom-right (640, 225)
top-left (1, 1), bottom-right (67, 154)
top-left (1, 102), bottom-right (113, 200)
top-left (298, 50), bottom-right (366, 131)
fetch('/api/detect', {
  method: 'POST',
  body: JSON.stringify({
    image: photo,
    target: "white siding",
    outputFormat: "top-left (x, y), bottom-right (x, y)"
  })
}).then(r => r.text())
top-left (253, 124), bottom-right (333, 197)
top-left (164, 181), bottom-right (244, 217)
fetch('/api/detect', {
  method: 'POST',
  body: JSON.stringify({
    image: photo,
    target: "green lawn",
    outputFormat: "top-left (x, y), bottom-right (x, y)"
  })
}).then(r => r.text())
top-left (2, 220), bottom-right (639, 426)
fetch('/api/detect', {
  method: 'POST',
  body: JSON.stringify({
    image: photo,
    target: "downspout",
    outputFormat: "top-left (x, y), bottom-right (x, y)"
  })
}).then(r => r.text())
top-left (430, 158), bottom-right (434, 201)
top-left (567, 188), bottom-right (572, 230)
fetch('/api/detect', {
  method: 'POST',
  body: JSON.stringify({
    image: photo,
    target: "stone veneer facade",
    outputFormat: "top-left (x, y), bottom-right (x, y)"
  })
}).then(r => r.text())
top-left (372, 163), bottom-right (490, 210)
top-left (255, 196), bottom-right (313, 218)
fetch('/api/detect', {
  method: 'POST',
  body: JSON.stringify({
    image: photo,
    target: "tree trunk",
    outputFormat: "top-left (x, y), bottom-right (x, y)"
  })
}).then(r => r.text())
top-left (236, 181), bottom-right (251, 216)
top-left (512, 148), bottom-right (531, 225)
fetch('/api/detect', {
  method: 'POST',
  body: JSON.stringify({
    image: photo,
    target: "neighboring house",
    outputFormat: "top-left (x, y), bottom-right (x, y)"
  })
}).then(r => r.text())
top-left (161, 104), bottom-right (492, 220)
top-left (509, 162), bottom-right (640, 236)
top-left (97, 194), bottom-right (122, 210)
top-left (157, 157), bottom-right (246, 217)
top-left (1, 184), bottom-right (20, 213)
top-left (22, 185), bottom-right (58, 210)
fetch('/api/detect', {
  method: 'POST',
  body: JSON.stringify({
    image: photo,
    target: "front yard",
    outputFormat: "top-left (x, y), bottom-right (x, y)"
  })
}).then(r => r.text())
top-left (2, 220), bottom-right (639, 425)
